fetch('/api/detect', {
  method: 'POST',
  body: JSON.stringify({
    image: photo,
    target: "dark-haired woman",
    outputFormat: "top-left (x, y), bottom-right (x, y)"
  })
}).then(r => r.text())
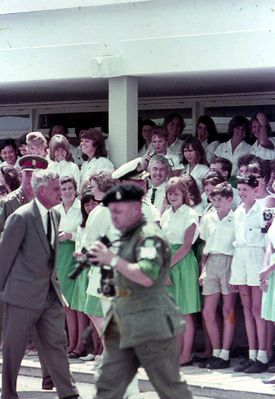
top-left (182, 136), bottom-right (209, 192)
top-left (80, 128), bottom-right (114, 183)
top-left (250, 113), bottom-right (275, 160)
top-left (196, 115), bottom-right (220, 163)
top-left (164, 112), bottom-right (185, 157)
top-left (0, 139), bottom-right (17, 167)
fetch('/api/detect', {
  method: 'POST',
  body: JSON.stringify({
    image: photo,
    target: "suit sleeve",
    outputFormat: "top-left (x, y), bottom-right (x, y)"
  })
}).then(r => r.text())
top-left (0, 212), bottom-right (26, 290)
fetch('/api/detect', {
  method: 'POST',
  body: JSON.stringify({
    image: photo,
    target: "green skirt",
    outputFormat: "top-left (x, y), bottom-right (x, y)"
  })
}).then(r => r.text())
top-left (56, 241), bottom-right (76, 306)
top-left (167, 244), bottom-right (201, 315)
top-left (84, 294), bottom-right (103, 317)
top-left (70, 267), bottom-right (89, 312)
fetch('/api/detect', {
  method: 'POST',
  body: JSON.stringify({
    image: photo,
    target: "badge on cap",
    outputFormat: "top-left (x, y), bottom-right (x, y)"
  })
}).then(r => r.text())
top-left (32, 159), bottom-right (37, 166)
top-left (115, 190), bottom-right (122, 200)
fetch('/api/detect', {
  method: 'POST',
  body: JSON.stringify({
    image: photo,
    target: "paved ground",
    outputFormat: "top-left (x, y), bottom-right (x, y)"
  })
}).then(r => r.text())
top-left (0, 374), bottom-right (211, 399)
top-left (1, 352), bottom-right (275, 398)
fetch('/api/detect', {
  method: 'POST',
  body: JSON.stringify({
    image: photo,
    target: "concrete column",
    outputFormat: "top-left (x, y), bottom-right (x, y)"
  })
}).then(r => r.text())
top-left (108, 77), bottom-right (138, 168)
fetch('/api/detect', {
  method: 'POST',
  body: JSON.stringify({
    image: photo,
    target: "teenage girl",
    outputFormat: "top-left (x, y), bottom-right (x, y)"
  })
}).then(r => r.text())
top-left (48, 134), bottom-right (81, 190)
top-left (161, 176), bottom-right (201, 365)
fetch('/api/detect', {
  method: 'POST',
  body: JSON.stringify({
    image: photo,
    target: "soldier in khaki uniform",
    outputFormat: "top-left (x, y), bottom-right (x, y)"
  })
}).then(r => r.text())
top-left (90, 183), bottom-right (193, 399)
top-left (0, 155), bottom-right (54, 391)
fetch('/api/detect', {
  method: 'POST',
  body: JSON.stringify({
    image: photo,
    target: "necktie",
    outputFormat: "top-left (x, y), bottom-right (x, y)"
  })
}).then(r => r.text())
top-left (151, 187), bottom-right (157, 205)
top-left (47, 211), bottom-right (52, 247)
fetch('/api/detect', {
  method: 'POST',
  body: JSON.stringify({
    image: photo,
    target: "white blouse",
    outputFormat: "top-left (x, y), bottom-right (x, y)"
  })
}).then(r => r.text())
top-left (184, 163), bottom-right (210, 192)
top-left (48, 160), bottom-right (81, 190)
top-left (80, 156), bottom-right (114, 182)
top-left (161, 204), bottom-right (198, 244)
top-left (250, 138), bottom-right (275, 160)
top-left (54, 198), bottom-right (82, 241)
top-left (214, 139), bottom-right (251, 176)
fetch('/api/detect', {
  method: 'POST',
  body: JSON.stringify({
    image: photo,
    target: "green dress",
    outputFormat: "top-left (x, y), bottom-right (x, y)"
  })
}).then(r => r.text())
top-left (56, 240), bottom-right (76, 306)
top-left (167, 244), bottom-right (201, 315)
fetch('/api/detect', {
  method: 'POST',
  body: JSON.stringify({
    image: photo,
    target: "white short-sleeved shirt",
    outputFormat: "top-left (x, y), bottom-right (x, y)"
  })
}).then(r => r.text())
top-left (80, 156), bottom-right (114, 182)
top-left (48, 160), bottom-right (81, 190)
top-left (169, 138), bottom-right (183, 158)
top-left (200, 209), bottom-right (235, 255)
top-left (233, 201), bottom-right (266, 248)
top-left (160, 204), bottom-right (198, 244)
top-left (214, 139), bottom-right (251, 176)
top-left (250, 138), bottom-right (275, 160)
top-left (54, 198), bottom-right (82, 241)
top-left (142, 198), bottom-right (161, 223)
top-left (184, 164), bottom-right (210, 192)
top-left (202, 140), bottom-right (220, 163)
top-left (146, 182), bottom-right (167, 214)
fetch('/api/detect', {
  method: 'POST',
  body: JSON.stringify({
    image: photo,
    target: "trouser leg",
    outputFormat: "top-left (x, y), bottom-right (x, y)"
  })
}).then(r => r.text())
top-left (94, 321), bottom-right (139, 399)
top-left (135, 337), bottom-right (193, 399)
top-left (32, 326), bottom-right (52, 379)
top-left (35, 296), bottom-right (78, 399)
top-left (1, 303), bottom-right (36, 399)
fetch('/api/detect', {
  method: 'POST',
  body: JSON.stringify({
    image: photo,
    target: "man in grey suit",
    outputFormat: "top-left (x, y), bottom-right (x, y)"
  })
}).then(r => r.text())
top-left (0, 169), bottom-right (80, 399)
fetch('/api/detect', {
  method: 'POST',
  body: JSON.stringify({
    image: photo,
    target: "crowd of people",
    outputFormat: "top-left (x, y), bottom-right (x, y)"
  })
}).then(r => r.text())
top-left (1, 111), bottom-right (275, 392)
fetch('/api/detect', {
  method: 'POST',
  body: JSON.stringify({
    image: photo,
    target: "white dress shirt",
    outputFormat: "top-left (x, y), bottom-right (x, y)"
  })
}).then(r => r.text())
top-left (184, 164), bottom-right (210, 192)
top-left (48, 160), bottom-right (81, 190)
top-left (35, 198), bottom-right (55, 246)
top-left (214, 139), bottom-right (251, 176)
top-left (250, 138), bottom-right (275, 160)
top-left (146, 182), bottom-right (167, 213)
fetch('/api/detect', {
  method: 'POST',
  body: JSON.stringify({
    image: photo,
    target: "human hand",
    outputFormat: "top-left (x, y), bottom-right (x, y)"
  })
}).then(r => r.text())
top-left (260, 280), bottom-right (269, 292)
top-left (229, 284), bottom-right (238, 293)
top-left (259, 267), bottom-right (272, 283)
top-left (166, 275), bottom-right (172, 286)
top-left (256, 112), bottom-right (268, 127)
top-left (59, 231), bottom-right (72, 241)
top-left (89, 241), bottom-right (113, 266)
top-left (198, 274), bottom-right (204, 286)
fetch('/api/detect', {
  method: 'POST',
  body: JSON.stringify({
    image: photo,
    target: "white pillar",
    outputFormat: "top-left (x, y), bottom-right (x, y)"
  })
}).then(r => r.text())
top-left (108, 77), bottom-right (138, 168)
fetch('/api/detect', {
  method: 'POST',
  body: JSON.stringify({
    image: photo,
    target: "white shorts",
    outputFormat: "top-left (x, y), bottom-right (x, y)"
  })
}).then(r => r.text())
top-left (230, 246), bottom-right (265, 286)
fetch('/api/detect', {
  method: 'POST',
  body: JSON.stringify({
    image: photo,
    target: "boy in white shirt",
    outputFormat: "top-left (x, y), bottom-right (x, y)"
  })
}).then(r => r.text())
top-left (199, 182), bottom-right (237, 369)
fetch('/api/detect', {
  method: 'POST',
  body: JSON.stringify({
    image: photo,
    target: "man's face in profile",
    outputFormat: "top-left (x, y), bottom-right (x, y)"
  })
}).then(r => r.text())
top-left (108, 201), bottom-right (141, 232)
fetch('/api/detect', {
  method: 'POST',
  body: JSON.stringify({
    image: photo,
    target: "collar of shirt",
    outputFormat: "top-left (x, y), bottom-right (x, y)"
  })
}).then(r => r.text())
top-left (35, 198), bottom-right (50, 234)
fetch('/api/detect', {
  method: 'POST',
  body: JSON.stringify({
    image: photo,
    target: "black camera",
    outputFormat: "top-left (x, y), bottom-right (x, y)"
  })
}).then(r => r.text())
top-left (69, 235), bottom-right (115, 297)
top-left (261, 209), bottom-right (275, 233)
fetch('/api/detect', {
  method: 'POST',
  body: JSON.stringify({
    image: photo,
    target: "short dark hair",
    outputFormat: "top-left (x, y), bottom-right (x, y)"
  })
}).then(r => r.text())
top-left (80, 128), bottom-right (108, 159)
top-left (228, 115), bottom-right (249, 140)
top-left (237, 154), bottom-right (256, 169)
top-left (247, 158), bottom-right (271, 183)
top-left (0, 138), bottom-right (17, 153)
top-left (210, 182), bottom-right (233, 200)
top-left (202, 171), bottom-right (225, 187)
top-left (211, 156), bottom-right (232, 178)
top-left (163, 112), bottom-right (185, 134)
top-left (237, 174), bottom-right (259, 188)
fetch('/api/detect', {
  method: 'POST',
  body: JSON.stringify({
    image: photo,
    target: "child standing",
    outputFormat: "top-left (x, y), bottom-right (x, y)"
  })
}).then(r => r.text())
top-left (199, 182), bottom-right (237, 369)
top-left (230, 175), bottom-right (269, 373)
top-left (161, 176), bottom-right (201, 365)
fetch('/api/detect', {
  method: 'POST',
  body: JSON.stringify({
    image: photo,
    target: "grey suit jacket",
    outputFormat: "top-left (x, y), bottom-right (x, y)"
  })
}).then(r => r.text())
top-left (0, 199), bottom-right (64, 309)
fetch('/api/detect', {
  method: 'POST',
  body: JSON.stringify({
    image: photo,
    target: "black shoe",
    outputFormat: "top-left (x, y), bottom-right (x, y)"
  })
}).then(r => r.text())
top-left (234, 359), bottom-right (254, 372)
top-left (199, 356), bottom-right (218, 369)
top-left (263, 376), bottom-right (275, 384)
top-left (244, 359), bottom-right (269, 374)
top-left (208, 357), bottom-right (230, 369)
top-left (42, 376), bottom-right (54, 390)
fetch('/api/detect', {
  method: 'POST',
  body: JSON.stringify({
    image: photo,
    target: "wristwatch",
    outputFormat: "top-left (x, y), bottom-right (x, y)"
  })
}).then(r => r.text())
top-left (110, 255), bottom-right (119, 268)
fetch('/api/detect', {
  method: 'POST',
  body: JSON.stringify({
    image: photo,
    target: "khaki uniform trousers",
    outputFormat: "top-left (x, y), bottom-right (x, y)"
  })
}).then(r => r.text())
top-left (94, 320), bottom-right (193, 399)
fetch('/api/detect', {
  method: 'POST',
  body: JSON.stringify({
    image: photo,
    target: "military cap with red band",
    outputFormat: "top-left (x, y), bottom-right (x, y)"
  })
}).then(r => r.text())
top-left (18, 155), bottom-right (48, 171)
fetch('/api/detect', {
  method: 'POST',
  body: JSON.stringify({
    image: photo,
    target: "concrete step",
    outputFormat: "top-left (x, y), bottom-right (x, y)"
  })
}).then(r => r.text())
top-left (1, 355), bottom-right (275, 399)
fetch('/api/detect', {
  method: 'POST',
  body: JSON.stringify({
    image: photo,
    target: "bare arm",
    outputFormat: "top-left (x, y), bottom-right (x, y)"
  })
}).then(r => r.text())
top-left (170, 223), bottom-right (196, 267)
